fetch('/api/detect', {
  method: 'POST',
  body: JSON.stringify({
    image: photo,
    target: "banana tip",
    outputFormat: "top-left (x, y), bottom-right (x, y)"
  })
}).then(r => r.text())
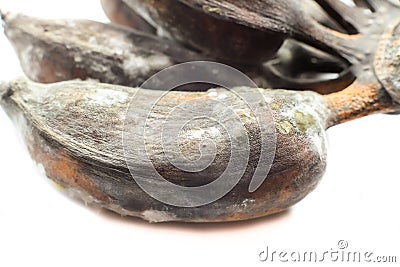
top-left (0, 81), bottom-right (11, 102)
top-left (0, 8), bottom-right (9, 25)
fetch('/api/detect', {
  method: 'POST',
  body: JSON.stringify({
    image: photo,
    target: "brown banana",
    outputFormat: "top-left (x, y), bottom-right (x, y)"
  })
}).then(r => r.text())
top-left (0, 73), bottom-right (398, 222)
top-left (122, 0), bottom-right (286, 64)
top-left (2, 12), bottom-right (277, 90)
top-left (119, 0), bottom-right (399, 90)
top-left (2, 13), bottom-right (203, 87)
top-left (121, 0), bottom-right (374, 64)
top-left (0, 78), bottom-right (329, 222)
top-left (0, 1), bottom-right (399, 223)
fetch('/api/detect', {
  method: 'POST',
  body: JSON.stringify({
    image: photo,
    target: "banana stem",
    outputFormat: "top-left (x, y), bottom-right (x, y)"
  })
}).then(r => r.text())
top-left (324, 74), bottom-right (400, 128)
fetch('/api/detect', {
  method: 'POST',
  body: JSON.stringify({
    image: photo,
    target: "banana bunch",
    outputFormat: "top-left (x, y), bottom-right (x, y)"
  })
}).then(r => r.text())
top-left (0, 0), bottom-right (399, 222)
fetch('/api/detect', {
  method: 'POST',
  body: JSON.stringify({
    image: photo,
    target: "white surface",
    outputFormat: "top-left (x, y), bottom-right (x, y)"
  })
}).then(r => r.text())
top-left (0, 1), bottom-right (399, 266)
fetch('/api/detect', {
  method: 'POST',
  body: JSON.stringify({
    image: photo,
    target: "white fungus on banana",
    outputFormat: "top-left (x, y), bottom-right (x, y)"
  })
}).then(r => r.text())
top-left (0, 0), bottom-right (400, 222)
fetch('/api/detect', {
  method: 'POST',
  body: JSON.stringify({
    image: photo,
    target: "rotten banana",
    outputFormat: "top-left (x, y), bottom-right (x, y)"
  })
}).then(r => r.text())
top-left (0, 1), bottom-right (399, 223)
top-left (122, 0), bottom-right (371, 64)
top-left (0, 75), bottom-right (398, 222)
top-left (122, 0), bottom-right (286, 64)
top-left (2, 13), bottom-right (203, 87)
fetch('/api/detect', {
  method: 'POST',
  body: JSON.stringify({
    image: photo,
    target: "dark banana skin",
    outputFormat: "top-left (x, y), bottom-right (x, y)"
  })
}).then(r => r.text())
top-left (0, 79), bottom-right (329, 222)
top-left (3, 13), bottom-right (203, 87)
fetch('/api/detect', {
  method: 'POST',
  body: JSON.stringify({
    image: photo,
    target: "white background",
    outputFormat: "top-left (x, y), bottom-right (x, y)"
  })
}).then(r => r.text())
top-left (0, 1), bottom-right (399, 266)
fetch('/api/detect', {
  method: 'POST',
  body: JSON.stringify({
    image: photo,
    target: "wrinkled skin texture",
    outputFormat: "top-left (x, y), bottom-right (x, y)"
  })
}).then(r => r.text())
top-left (123, 0), bottom-right (286, 64)
top-left (4, 14), bottom-right (203, 87)
top-left (0, 79), bottom-right (328, 222)
top-left (1, 0), bottom-right (400, 223)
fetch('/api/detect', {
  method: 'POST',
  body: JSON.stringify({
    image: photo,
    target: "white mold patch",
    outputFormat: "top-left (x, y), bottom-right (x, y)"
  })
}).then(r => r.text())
top-left (19, 45), bottom-right (44, 81)
top-left (142, 210), bottom-right (176, 223)
top-left (208, 91), bottom-right (218, 97)
top-left (84, 89), bottom-right (129, 106)
top-left (36, 163), bottom-right (47, 178)
top-left (188, 126), bottom-right (221, 139)
top-left (240, 198), bottom-right (256, 208)
top-left (124, 54), bottom-right (172, 77)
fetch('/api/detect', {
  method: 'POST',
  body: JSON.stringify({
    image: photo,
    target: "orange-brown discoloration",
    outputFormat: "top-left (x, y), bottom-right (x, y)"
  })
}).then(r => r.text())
top-left (36, 58), bottom-right (89, 84)
top-left (324, 79), bottom-right (398, 127)
top-left (42, 152), bottom-right (110, 202)
top-left (28, 137), bottom-right (110, 203)
top-left (212, 207), bottom-right (287, 223)
top-left (169, 92), bottom-right (207, 102)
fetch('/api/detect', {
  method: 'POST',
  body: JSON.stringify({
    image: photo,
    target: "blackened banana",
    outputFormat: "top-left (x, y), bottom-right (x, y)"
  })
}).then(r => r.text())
top-left (0, 78), bottom-right (327, 222)
top-left (3, 13), bottom-right (203, 86)
top-left (1, 77), bottom-right (397, 222)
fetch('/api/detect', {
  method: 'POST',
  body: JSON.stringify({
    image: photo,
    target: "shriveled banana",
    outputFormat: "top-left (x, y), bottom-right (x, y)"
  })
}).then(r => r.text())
top-left (0, 76), bottom-right (397, 222)
top-left (2, 13), bottom-right (203, 86)
top-left (2, 13), bottom-right (276, 90)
